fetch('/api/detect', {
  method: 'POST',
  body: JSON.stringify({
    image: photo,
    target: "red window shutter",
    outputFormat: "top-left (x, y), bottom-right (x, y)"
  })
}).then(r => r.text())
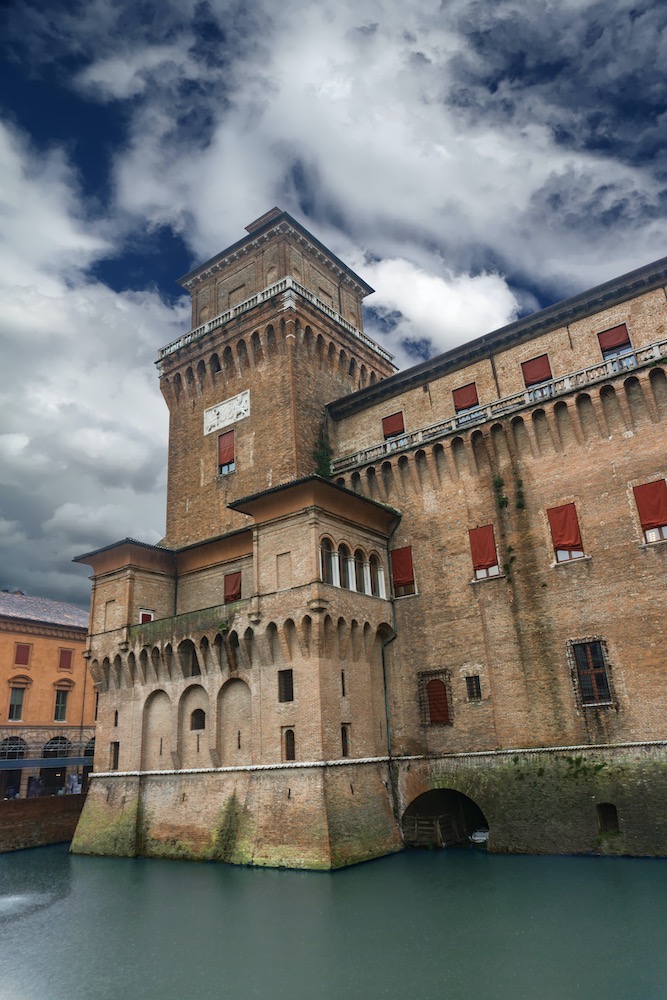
top-left (633, 480), bottom-right (667, 530)
top-left (521, 354), bottom-right (552, 387)
top-left (58, 649), bottom-right (73, 670)
top-left (224, 571), bottom-right (242, 603)
top-left (218, 430), bottom-right (235, 466)
top-left (427, 679), bottom-right (450, 724)
top-left (14, 644), bottom-right (30, 666)
top-left (452, 382), bottom-right (479, 411)
top-left (547, 503), bottom-right (582, 549)
top-left (390, 546), bottom-right (414, 587)
top-left (598, 325), bottom-right (631, 352)
top-left (382, 412), bottom-right (405, 438)
top-left (469, 525), bottom-right (498, 570)
top-left (140, 612), bottom-right (153, 624)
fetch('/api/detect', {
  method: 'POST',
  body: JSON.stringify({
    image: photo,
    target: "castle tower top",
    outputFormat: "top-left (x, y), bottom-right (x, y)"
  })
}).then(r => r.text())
top-left (177, 208), bottom-right (374, 302)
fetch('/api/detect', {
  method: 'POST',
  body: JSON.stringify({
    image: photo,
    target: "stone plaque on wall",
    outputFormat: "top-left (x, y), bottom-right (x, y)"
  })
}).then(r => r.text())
top-left (203, 390), bottom-right (250, 435)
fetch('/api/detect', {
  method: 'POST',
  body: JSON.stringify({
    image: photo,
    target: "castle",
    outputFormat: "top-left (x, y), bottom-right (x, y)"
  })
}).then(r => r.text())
top-left (72, 208), bottom-right (667, 867)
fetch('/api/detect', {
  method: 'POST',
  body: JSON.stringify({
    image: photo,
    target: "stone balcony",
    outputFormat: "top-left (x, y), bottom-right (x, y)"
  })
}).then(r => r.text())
top-left (332, 338), bottom-right (667, 474)
top-left (157, 276), bottom-right (394, 364)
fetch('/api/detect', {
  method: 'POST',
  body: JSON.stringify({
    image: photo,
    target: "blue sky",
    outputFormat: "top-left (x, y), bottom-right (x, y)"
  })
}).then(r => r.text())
top-left (1, 0), bottom-right (665, 606)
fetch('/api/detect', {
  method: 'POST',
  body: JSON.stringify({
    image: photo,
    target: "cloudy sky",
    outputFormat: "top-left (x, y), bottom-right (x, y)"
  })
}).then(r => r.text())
top-left (1, 0), bottom-right (665, 608)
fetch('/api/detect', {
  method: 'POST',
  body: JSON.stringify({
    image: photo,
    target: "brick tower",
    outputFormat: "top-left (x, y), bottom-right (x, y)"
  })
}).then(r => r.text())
top-left (72, 210), bottom-right (404, 868)
top-left (158, 208), bottom-right (395, 546)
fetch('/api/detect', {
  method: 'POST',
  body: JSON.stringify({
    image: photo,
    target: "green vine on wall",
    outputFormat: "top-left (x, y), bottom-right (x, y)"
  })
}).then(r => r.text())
top-left (313, 427), bottom-right (334, 480)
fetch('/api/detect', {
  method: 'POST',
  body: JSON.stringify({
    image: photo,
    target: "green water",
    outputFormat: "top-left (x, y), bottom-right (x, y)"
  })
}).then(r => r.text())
top-left (1, 846), bottom-right (666, 1000)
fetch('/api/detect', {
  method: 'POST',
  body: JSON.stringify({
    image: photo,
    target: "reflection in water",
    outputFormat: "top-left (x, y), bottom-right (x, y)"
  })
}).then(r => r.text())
top-left (1, 846), bottom-right (666, 1000)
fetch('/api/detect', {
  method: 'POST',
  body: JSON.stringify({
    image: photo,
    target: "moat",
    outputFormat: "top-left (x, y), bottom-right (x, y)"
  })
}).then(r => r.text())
top-left (1, 846), bottom-right (666, 1000)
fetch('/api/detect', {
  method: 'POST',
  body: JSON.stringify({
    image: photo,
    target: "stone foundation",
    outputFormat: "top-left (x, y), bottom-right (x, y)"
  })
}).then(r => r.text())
top-left (72, 745), bottom-right (667, 868)
top-left (71, 761), bottom-right (403, 869)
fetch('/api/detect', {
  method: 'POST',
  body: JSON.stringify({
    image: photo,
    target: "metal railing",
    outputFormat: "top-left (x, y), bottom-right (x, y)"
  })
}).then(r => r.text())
top-left (158, 276), bottom-right (394, 364)
top-left (332, 339), bottom-right (667, 473)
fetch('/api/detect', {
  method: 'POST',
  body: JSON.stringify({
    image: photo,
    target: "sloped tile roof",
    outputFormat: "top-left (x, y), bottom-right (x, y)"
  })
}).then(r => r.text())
top-left (0, 590), bottom-right (89, 630)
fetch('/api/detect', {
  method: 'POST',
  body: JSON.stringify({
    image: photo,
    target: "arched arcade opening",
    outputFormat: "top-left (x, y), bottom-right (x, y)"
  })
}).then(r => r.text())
top-left (402, 789), bottom-right (489, 848)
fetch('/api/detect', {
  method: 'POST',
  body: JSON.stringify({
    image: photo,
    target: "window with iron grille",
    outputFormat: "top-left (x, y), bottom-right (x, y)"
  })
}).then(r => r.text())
top-left (278, 669), bottom-right (294, 703)
top-left (418, 671), bottom-right (452, 725)
top-left (570, 640), bottom-right (613, 706)
top-left (466, 675), bottom-right (482, 701)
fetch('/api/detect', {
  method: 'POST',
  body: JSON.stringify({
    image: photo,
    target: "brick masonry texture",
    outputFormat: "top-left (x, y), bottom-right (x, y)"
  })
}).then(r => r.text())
top-left (73, 211), bottom-right (667, 867)
top-left (0, 796), bottom-right (85, 852)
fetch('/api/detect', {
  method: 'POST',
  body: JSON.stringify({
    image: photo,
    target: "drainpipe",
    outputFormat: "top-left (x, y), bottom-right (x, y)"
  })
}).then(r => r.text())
top-left (382, 515), bottom-right (401, 824)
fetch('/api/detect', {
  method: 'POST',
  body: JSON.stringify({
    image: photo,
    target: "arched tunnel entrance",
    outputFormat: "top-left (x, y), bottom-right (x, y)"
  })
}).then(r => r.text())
top-left (402, 789), bottom-right (489, 849)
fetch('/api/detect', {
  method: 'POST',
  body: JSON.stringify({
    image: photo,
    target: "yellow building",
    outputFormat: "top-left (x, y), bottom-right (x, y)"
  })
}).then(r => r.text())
top-left (0, 590), bottom-right (96, 798)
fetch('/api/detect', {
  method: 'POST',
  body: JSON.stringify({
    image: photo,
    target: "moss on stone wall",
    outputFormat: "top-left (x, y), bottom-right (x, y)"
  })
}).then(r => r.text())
top-left (71, 786), bottom-right (140, 858)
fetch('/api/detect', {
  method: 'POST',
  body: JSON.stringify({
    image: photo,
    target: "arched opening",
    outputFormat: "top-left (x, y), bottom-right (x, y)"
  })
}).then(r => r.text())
top-left (0, 736), bottom-right (27, 799)
top-left (338, 543), bottom-right (352, 589)
top-left (402, 789), bottom-right (489, 848)
top-left (41, 737), bottom-right (72, 796)
top-left (320, 537), bottom-right (335, 585)
top-left (217, 678), bottom-right (252, 765)
top-left (284, 728), bottom-right (296, 761)
top-left (141, 690), bottom-right (172, 770)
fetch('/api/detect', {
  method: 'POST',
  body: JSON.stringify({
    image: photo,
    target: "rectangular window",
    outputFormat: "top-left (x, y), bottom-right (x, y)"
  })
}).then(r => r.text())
top-left (633, 480), bottom-right (667, 543)
top-left (521, 354), bottom-right (553, 400)
top-left (218, 429), bottom-right (235, 474)
top-left (572, 641), bottom-right (612, 706)
top-left (14, 643), bottom-right (31, 666)
top-left (547, 503), bottom-right (585, 561)
top-left (224, 571), bottom-right (242, 604)
top-left (8, 687), bottom-right (24, 721)
top-left (466, 675), bottom-right (482, 701)
top-left (453, 382), bottom-right (479, 413)
top-left (139, 609), bottom-right (155, 624)
top-left (54, 689), bottom-right (68, 722)
top-left (110, 741), bottom-right (120, 770)
top-left (390, 546), bottom-right (415, 597)
top-left (382, 411), bottom-right (405, 439)
top-left (469, 525), bottom-right (500, 578)
top-left (598, 324), bottom-right (634, 368)
top-left (278, 669), bottom-right (294, 703)
top-left (58, 649), bottom-right (73, 671)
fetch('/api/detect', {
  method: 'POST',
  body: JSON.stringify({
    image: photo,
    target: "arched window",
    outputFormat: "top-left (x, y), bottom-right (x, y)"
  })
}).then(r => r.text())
top-left (284, 728), bottom-right (296, 761)
top-left (369, 554), bottom-right (384, 597)
top-left (341, 725), bottom-right (350, 758)
top-left (338, 544), bottom-right (352, 589)
top-left (354, 549), bottom-right (366, 593)
top-left (190, 709), bottom-right (206, 731)
top-left (426, 679), bottom-right (450, 725)
top-left (320, 538), bottom-right (335, 585)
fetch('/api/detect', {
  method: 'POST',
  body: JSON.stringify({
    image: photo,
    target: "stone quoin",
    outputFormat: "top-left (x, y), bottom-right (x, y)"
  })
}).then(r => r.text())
top-left (71, 209), bottom-right (667, 867)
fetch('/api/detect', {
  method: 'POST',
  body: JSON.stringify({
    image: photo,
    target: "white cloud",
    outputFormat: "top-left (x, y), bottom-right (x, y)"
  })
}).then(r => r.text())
top-left (0, 118), bottom-right (186, 602)
top-left (358, 258), bottom-right (519, 366)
